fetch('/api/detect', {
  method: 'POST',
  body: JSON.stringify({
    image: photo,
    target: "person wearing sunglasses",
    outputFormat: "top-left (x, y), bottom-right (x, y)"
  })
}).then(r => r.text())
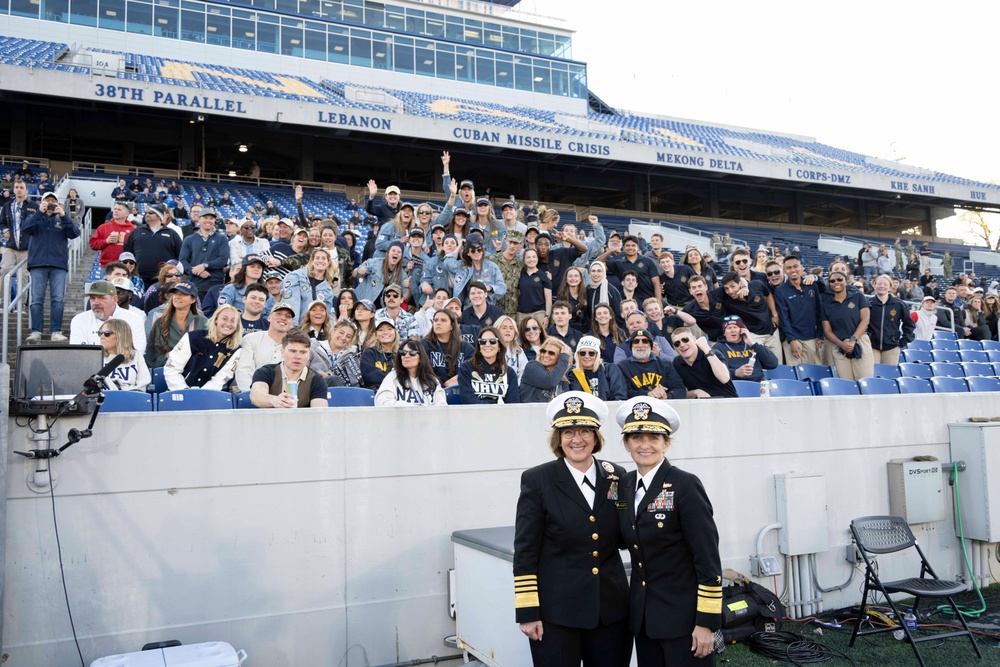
top-left (567, 336), bottom-right (627, 400)
top-left (375, 339), bottom-right (447, 406)
top-left (670, 328), bottom-right (736, 399)
top-left (519, 314), bottom-right (548, 362)
top-left (514, 392), bottom-right (632, 667)
top-left (442, 232), bottom-right (507, 308)
top-left (713, 316), bottom-right (778, 383)
top-left (616, 329), bottom-right (686, 400)
top-left (458, 326), bottom-right (520, 404)
top-left (728, 247), bottom-right (767, 285)
top-left (820, 270), bottom-right (874, 380)
top-left (96, 319), bottom-right (150, 392)
top-left (612, 310), bottom-right (674, 365)
top-left (520, 339), bottom-right (572, 403)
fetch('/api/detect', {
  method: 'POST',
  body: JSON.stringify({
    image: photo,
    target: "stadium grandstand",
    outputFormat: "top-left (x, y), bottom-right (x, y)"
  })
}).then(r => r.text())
top-left (2, 1), bottom-right (1000, 666)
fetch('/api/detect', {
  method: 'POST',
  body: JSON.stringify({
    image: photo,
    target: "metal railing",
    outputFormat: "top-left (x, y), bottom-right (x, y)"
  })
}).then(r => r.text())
top-left (71, 162), bottom-right (344, 193)
top-left (633, 218), bottom-right (747, 251)
top-left (2, 257), bottom-right (30, 360)
top-left (67, 208), bottom-right (93, 285)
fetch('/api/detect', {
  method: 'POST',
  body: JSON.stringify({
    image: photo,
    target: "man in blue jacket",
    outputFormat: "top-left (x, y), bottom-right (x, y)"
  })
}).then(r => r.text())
top-left (22, 192), bottom-right (80, 341)
top-left (179, 207), bottom-right (229, 296)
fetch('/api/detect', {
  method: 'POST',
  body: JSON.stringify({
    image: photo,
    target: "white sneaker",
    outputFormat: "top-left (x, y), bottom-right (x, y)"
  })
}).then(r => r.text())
top-left (26, 332), bottom-right (42, 342)
top-left (50, 332), bottom-right (67, 342)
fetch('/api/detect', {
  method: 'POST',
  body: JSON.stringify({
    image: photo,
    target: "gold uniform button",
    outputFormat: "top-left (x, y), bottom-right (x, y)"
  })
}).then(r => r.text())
top-left (638, 562), bottom-right (643, 568)
top-left (657, 522), bottom-right (664, 528)
top-left (592, 551), bottom-right (599, 557)
top-left (641, 581), bottom-right (646, 587)
top-left (632, 524), bottom-right (636, 530)
top-left (592, 533), bottom-right (599, 541)
top-left (633, 544), bottom-right (638, 549)
top-left (589, 516), bottom-right (596, 522)
top-left (592, 567), bottom-right (599, 575)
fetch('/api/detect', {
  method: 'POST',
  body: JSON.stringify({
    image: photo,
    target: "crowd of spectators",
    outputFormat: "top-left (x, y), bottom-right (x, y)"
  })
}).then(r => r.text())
top-left (4, 153), bottom-right (1000, 405)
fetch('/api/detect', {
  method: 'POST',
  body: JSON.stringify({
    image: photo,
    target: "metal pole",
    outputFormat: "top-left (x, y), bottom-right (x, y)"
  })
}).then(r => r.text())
top-left (0, 362), bottom-right (11, 660)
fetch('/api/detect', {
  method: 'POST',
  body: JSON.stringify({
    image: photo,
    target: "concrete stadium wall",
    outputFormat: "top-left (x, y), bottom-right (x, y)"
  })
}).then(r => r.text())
top-left (2, 394), bottom-right (996, 665)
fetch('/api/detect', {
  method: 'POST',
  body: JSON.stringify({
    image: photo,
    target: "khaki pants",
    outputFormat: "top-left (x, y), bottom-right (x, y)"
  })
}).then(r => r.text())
top-left (831, 334), bottom-right (875, 381)
top-left (749, 329), bottom-right (783, 365)
top-left (872, 347), bottom-right (900, 366)
top-left (0, 247), bottom-right (29, 281)
top-left (782, 338), bottom-right (822, 366)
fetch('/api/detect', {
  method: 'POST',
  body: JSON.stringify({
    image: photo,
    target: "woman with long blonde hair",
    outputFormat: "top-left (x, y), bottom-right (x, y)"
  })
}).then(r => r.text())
top-left (98, 319), bottom-right (151, 391)
top-left (164, 304), bottom-right (243, 390)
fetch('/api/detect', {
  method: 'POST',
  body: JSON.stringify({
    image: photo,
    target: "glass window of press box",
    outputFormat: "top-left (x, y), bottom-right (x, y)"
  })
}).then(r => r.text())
top-left (12, 0), bottom-right (585, 97)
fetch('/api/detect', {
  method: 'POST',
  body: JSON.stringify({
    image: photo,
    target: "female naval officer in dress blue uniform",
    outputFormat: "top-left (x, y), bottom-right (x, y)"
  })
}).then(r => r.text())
top-left (616, 396), bottom-right (722, 667)
top-left (513, 391), bottom-right (632, 667)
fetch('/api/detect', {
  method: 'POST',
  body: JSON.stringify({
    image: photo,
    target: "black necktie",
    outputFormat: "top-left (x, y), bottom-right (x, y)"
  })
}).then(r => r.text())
top-left (637, 479), bottom-right (645, 494)
top-left (582, 477), bottom-right (595, 491)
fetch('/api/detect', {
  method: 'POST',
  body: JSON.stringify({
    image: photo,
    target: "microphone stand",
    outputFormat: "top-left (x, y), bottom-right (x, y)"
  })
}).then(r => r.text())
top-left (15, 375), bottom-right (108, 492)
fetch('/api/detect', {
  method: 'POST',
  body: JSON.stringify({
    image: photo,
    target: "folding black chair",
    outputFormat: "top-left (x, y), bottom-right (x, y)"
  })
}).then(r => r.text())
top-left (848, 515), bottom-right (981, 667)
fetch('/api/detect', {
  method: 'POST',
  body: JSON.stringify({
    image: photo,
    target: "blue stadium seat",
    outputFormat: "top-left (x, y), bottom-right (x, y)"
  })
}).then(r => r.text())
top-left (896, 377), bottom-right (933, 394)
top-left (960, 362), bottom-right (993, 377)
top-left (966, 376), bottom-right (1000, 392)
top-left (764, 366), bottom-right (797, 381)
top-left (101, 390), bottom-right (154, 412)
top-left (816, 378), bottom-right (860, 396)
top-left (994, 363), bottom-right (1000, 377)
top-left (906, 340), bottom-right (932, 351)
top-left (931, 339), bottom-right (959, 351)
top-left (732, 380), bottom-right (761, 398)
top-left (959, 350), bottom-right (989, 363)
top-left (857, 377), bottom-right (900, 395)
top-left (794, 364), bottom-right (833, 382)
top-left (148, 367), bottom-right (168, 395)
top-left (899, 363), bottom-right (933, 379)
top-left (929, 362), bottom-right (964, 378)
top-left (957, 339), bottom-right (983, 351)
top-left (157, 388), bottom-right (234, 411)
top-left (930, 350), bottom-right (961, 364)
top-left (234, 391), bottom-right (256, 409)
top-left (445, 385), bottom-right (462, 405)
top-left (932, 331), bottom-right (958, 341)
top-left (872, 364), bottom-right (901, 379)
top-left (327, 387), bottom-right (375, 406)
top-left (766, 379), bottom-right (813, 397)
top-left (929, 376), bottom-right (969, 393)
top-left (980, 340), bottom-right (1000, 352)
top-left (989, 351), bottom-right (1000, 364)
top-left (899, 349), bottom-right (932, 364)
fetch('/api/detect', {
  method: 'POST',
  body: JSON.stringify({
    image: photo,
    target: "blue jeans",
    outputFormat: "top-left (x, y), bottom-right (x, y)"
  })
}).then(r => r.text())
top-left (29, 267), bottom-right (67, 333)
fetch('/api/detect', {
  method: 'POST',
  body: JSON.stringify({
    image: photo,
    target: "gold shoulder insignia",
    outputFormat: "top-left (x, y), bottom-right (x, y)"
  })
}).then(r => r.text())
top-left (663, 483), bottom-right (672, 488)
top-left (602, 461), bottom-right (615, 473)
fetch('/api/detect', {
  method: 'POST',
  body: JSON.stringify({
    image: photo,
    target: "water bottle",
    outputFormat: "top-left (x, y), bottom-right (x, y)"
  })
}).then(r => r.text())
top-left (904, 610), bottom-right (917, 632)
top-left (288, 381), bottom-right (298, 408)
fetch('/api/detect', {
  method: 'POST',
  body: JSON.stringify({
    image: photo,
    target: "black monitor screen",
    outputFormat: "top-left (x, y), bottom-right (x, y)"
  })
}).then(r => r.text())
top-left (14, 344), bottom-right (104, 402)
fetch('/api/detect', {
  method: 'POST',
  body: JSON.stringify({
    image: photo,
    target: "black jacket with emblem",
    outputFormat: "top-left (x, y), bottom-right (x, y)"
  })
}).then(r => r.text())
top-left (619, 460), bottom-right (722, 639)
top-left (513, 458), bottom-right (629, 628)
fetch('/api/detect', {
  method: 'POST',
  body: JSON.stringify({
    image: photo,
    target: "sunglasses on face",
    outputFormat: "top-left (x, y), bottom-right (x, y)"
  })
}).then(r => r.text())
top-left (97, 330), bottom-right (115, 337)
top-left (400, 349), bottom-right (420, 357)
top-left (672, 337), bottom-right (691, 348)
top-left (766, 270), bottom-right (782, 276)
top-left (469, 247), bottom-right (484, 253)
top-left (538, 349), bottom-right (559, 356)
top-left (479, 337), bottom-right (499, 345)
top-left (733, 259), bottom-right (749, 265)
top-left (632, 338), bottom-right (651, 346)
top-left (524, 325), bottom-right (540, 331)
top-left (578, 350), bottom-right (597, 357)
top-left (418, 210), bottom-right (432, 215)
top-left (829, 277), bottom-right (846, 283)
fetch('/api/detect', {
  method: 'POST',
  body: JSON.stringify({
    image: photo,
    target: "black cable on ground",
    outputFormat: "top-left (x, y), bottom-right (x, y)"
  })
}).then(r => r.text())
top-left (748, 631), bottom-right (858, 667)
top-left (48, 457), bottom-right (86, 667)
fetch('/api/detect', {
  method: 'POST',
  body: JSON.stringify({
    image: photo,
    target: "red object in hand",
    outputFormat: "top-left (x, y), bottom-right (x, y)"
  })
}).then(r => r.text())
top-left (910, 311), bottom-right (919, 323)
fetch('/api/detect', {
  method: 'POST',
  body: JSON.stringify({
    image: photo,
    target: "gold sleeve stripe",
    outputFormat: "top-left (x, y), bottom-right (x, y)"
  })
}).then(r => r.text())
top-left (698, 584), bottom-right (723, 591)
top-left (697, 590), bottom-right (723, 598)
top-left (514, 592), bottom-right (540, 608)
top-left (514, 575), bottom-right (538, 582)
top-left (697, 596), bottom-right (723, 615)
top-left (514, 585), bottom-right (537, 592)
